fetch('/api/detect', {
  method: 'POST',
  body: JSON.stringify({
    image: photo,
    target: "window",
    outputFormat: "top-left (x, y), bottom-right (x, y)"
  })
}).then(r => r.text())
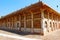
top-left (50, 22), bottom-right (53, 31)
top-left (45, 21), bottom-right (47, 28)
top-left (50, 22), bottom-right (52, 28)
top-left (17, 23), bottom-right (19, 28)
top-left (53, 22), bottom-right (55, 30)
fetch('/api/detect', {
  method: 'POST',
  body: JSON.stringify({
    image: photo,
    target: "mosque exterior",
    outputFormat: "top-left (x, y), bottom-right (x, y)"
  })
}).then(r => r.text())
top-left (0, 1), bottom-right (60, 35)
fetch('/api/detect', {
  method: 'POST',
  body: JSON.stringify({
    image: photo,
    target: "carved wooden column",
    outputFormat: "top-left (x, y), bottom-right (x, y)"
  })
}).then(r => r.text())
top-left (24, 14), bottom-right (26, 32)
top-left (8, 18), bottom-right (10, 29)
top-left (57, 16), bottom-right (59, 29)
top-left (11, 17), bottom-right (13, 30)
top-left (51, 13), bottom-right (54, 31)
top-left (7, 19), bottom-right (8, 29)
top-left (31, 12), bottom-right (34, 33)
top-left (41, 10), bottom-right (45, 35)
top-left (47, 12), bottom-right (50, 32)
top-left (15, 16), bottom-right (17, 29)
top-left (55, 15), bottom-right (57, 30)
top-left (19, 15), bottom-right (21, 31)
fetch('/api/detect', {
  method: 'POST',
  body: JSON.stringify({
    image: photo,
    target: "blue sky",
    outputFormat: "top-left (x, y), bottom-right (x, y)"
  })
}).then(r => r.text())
top-left (0, 0), bottom-right (60, 16)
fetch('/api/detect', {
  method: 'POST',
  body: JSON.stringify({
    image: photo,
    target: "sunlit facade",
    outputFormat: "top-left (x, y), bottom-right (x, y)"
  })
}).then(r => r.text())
top-left (0, 1), bottom-right (60, 35)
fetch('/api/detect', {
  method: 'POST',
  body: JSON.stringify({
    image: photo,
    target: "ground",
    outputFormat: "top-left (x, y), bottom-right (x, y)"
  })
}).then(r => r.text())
top-left (0, 30), bottom-right (41, 40)
top-left (42, 29), bottom-right (60, 40)
top-left (0, 29), bottom-right (60, 40)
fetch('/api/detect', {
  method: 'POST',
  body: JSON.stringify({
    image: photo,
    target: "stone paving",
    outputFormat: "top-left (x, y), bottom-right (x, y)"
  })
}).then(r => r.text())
top-left (0, 36), bottom-right (20, 40)
top-left (42, 29), bottom-right (60, 40)
top-left (0, 29), bottom-right (60, 40)
top-left (0, 30), bottom-right (41, 40)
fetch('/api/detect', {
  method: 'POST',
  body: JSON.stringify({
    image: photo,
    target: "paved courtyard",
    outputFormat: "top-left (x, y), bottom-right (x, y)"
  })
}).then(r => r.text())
top-left (0, 29), bottom-right (60, 40)
top-left (42, 29), bottom-right (60, 40)
top-left (0, 30), bottom-right (41, 40)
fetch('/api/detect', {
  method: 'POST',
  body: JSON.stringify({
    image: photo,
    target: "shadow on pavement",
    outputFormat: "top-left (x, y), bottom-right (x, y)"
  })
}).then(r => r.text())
top-left (0, 28), bottom-right (41, 36)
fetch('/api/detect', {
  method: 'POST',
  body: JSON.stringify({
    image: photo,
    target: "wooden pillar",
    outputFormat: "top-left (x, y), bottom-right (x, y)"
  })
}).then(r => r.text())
top-left (31, 12), bottom-right (34, 33)
top-left (8, 19), bottom-right (10, 29)
top-left (58, 16), bottom-right (60, 29)
top-left (15, 16), bottom-right (17, 29)
top-left (41, 10), bottom-right (45, 35)
top-left (57, 16), bottom-right (59, 29)
top-left (9, 18), bottom-right (11, 29)
top-left (24, 14), bottom-right (26, 32)
top-left (47, 12), bottom-right (50, 32)
top-left (7, 19), bottom-right (8, 28)
top-left (12, 17), bottom-right (14, 30)
top-left (48, 12), bottom-right (49, 20)
top-left (52, 14), bottom-right (55, 31)
top-left (0, 20), bottom-right (1, 29)
top-left (55, 15), bottom-right (57, 30)
top-left (11, 17), bottom-right (13, 30)
top-left (19, 15), bottom-right (21, 31)
top-left (51, 13), bottom-right (54, 31)
top-left (54, 15), bottom-right (56, 30)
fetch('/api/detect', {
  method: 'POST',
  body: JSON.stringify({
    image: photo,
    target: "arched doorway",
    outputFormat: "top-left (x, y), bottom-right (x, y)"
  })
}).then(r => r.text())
top-left (45, 21), bottom-right (49, 32)
top-left (16, 22), bottom-right (20, 31)
top-left (50, 22), bottom-right (53, 31)
top-left (53, 22), bottom-right (55, 30)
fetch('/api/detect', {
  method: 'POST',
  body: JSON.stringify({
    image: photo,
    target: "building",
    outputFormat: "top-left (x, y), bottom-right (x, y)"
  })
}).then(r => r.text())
top-left (0, 1), bottom-right (60, 35)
